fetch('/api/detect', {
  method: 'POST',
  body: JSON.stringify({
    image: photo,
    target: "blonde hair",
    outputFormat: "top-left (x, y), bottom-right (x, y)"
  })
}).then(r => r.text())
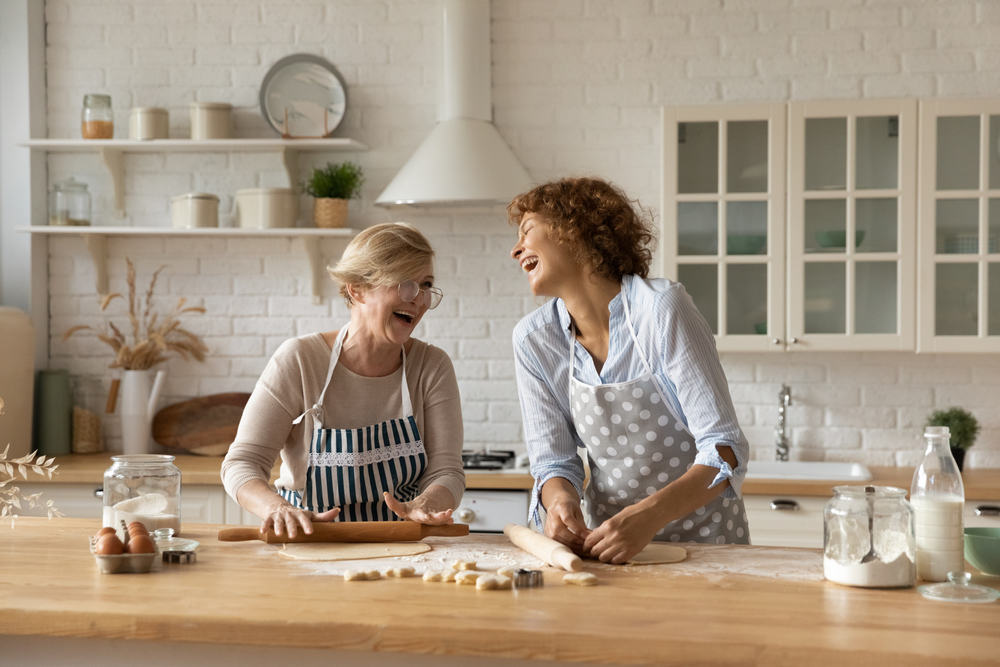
top-left (327, 222), bottom-right (435, 305)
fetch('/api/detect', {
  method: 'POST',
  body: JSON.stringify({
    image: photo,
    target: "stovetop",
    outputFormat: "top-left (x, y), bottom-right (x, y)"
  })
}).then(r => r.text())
top-left (461, 449), bottom-right (516, 470)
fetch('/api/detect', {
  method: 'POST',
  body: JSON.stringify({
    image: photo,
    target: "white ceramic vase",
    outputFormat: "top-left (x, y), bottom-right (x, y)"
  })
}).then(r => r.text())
top-left (119, 368), bottom-right (166, 455)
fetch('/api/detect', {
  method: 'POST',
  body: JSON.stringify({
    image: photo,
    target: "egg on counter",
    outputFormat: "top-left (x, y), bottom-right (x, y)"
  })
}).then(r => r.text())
top-left (94, 534), bottom-right (124, 555)
top-left (125, 534), bottom-right (155, 554)
top-left (94, 526), bottom-right (117, 540)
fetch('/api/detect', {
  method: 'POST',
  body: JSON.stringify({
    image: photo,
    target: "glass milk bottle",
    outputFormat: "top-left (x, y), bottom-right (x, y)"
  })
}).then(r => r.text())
top-left (910, 426), bottom-right (965, 582)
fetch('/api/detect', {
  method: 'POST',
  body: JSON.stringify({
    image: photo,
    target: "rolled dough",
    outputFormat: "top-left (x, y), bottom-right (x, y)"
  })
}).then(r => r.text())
top-left (277, 541), bottom-right (432, 561)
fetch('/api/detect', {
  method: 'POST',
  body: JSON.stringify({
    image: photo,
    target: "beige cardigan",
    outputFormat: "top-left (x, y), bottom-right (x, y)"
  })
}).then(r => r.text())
top-left (221, 333), bottom-right (465, 508)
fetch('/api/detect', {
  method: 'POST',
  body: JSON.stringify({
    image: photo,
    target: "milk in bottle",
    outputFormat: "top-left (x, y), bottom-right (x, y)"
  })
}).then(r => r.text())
top-left (910, 426), bottom-right (965, 582)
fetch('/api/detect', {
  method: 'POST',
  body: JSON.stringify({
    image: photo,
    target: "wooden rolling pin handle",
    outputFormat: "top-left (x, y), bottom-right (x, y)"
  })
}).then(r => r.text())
top-left (504, 523), bottom-right (584, 573)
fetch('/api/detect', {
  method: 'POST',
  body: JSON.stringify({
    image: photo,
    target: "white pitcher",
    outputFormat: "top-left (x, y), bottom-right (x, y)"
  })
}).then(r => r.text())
top-left (119, 368), bottom-right (166, 455)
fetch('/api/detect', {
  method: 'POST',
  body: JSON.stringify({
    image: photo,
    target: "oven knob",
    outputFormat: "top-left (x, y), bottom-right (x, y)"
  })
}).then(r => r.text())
top-left (456, 507), bottom-right (476, 523)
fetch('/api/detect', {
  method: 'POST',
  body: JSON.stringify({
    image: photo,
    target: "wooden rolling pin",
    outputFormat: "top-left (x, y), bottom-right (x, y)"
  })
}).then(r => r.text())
top-left (218, 521), bottom-right (469, 544)
top-left (503, 523), bottom-right (583, 572)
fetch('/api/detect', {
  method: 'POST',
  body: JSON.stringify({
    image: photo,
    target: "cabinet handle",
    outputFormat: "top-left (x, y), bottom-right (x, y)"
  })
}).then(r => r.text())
top-left (94, 487), bottom-right (104, 498)
top-left (975, 505), bottom-right (1000, 517)
top-left (789, 337), bottom-right (799, 345)
top-left (771, 338), bottom-right (782, 345)
top-left (456, 507), bottom-right (476, 522)
top-left (769, 499), bottom-right (800, 511)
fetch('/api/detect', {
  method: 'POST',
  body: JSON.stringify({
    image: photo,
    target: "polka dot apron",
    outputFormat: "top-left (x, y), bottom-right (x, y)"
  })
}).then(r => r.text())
top-left (282, 327), bottom-right (427, 522)
top-left (568, 293), bottom-right (749, 544)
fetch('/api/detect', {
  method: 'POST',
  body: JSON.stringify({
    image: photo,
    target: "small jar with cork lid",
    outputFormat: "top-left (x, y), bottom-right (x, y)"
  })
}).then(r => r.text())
top-left (81, 94), bottom-right (114, 139)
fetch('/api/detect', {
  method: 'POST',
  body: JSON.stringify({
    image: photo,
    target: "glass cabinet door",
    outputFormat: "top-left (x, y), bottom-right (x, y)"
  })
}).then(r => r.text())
top-left (918, 99), bottom-right (1000, 352)
top-left (787, 99), bottom-right (916, 351)
top-left (662, 104), bottom-right (786, 351)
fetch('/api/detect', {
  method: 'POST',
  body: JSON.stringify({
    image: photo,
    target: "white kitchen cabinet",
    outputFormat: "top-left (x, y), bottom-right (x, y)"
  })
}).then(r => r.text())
top-left (662, 99), bottom-right (917, 352)
top-left (662, 103), bottom-right (787, 351)
top-left (455, 489), bottom-right (529, 533)
top-left (16, 482), bottom-right (234, 525)
top-left (743, 494), bottom-right (825, 548)
top-left (916, 98), bottom-right (1000, 352)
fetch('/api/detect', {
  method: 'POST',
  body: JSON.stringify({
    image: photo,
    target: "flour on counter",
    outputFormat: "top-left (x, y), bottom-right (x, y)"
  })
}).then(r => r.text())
top-left (588, 544), bottom-right (825, 582)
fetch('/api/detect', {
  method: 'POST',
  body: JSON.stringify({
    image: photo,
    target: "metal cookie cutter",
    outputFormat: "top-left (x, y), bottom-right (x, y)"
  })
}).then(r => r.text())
top-left (512, 568), bottom-right (544, 589)
top-left (162, 549), bottom-right (197, 564)
top-left (153, 528), bottom-right (199, 565)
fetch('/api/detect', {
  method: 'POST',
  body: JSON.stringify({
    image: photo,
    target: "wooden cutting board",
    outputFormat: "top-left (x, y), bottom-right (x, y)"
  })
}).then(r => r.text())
top-left (152, 392), bottom-right (250, 456)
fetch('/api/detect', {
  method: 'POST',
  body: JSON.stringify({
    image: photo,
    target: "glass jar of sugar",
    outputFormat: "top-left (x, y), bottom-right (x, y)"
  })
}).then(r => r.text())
top-left (102, 454), bottom-right (182, 535)
top-left (81, 94), bottom-right (114, 139)
top-left (823, 485), bottom-right (915, 588)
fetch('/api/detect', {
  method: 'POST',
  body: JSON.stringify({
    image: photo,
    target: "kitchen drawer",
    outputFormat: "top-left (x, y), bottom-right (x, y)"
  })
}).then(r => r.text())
top-left (455, 489), bottom-right (529, 533)
top-left (743, 495), bottom-right (826, 548)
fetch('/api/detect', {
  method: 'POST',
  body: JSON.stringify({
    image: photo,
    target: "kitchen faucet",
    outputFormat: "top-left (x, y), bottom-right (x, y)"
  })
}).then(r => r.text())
top-left (775, 384), bottom-right (792, 461)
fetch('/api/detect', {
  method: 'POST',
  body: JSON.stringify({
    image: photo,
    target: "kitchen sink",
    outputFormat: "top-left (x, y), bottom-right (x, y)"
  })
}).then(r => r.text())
top-left (746, 460), bottom-right (873, 481)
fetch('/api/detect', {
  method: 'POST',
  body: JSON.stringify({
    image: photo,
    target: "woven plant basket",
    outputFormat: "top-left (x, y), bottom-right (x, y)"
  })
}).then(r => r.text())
top-left (313, 198), bottom-right (348, 228)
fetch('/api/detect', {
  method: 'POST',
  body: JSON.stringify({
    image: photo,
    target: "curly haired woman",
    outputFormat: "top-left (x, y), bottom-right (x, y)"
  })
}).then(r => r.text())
top-left (508, 177), bottom-right (749, 563)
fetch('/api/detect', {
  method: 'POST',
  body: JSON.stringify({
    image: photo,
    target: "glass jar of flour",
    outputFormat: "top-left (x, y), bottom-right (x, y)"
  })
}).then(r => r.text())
top-left (102, 455), bottom-right (182, 534)
top-left (823, 485), bottom-right (915, 588)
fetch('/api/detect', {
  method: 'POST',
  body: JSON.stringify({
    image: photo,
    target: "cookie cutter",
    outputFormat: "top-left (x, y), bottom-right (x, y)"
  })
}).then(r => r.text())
top-left (512, 568), bottom-right (544, 589)
top-left (162, 550), bottom-right (197, 564)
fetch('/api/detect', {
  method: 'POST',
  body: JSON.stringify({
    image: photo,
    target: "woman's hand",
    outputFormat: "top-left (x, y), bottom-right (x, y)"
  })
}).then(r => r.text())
top-left (544, 497), bottom-right (591, 553)
top-left (261, 502), bottom-right (340, 539)
top-left (582, 504), bottom-right (661, 564)
top-left (383, 490), bottom-right (454, 525)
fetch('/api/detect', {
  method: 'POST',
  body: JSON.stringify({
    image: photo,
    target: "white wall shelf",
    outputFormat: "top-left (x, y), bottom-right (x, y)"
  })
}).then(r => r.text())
top-left (20, 138), bottom-right (367, 216)
top-left (18, 225), bottom-right (359, 304)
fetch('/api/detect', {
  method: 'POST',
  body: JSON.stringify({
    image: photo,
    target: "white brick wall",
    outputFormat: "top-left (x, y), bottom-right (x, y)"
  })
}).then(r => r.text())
top-left (41, 0), bottom-right (1000, 468)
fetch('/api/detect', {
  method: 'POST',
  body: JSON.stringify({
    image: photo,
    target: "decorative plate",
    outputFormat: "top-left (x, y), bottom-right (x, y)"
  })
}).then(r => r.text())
top-left (259, 54), bottom-right (347, 138)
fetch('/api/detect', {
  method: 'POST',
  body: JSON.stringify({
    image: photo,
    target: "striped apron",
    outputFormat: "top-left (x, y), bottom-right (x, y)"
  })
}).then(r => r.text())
top-left (281, 327), bottom-right (428, 521)
top-left (568, 290), bottom-right (749, 544)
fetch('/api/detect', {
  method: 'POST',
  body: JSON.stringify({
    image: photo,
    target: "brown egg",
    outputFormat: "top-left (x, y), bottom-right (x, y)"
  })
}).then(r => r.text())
top-left (127, 521), bottom-right (149, 535)
top-left (94, 533), bottom-right (124, 555)
top-left (126, 534), bottom-right (155, 554)
top-left (94, 526), bottom-right (117, 541)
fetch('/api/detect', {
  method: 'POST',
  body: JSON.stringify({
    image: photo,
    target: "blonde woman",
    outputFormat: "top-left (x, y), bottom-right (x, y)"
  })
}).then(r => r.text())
top-left (222, 223), bottom-right (464, 537)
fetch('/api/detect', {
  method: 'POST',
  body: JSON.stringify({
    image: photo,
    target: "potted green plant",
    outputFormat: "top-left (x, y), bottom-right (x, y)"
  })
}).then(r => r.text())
top-left (925, 407), bottom-right (980, 471)
top-left (303, 161), bottom-right (364, 228)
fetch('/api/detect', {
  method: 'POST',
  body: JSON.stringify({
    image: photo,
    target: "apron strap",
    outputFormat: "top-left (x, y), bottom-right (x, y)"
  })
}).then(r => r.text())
top-left (293, 326), bottom-right (412, 426)
top-left (620, 286), bottom-right (657, 380)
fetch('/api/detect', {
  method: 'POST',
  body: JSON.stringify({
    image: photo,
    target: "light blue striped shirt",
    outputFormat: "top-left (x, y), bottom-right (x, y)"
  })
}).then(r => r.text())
top-left (512, 274), bottom-right (748, 524)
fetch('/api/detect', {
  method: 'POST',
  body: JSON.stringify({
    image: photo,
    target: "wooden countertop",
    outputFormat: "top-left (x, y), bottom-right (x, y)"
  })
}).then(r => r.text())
top-left (37, 455), bottom-right (999, 499)
top-left (1, 517), bottom-right (998, 665)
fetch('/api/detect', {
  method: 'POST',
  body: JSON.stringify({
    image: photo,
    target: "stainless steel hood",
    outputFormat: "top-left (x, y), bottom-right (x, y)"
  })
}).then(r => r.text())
top-left (375, 0), bottom-right (532, 207)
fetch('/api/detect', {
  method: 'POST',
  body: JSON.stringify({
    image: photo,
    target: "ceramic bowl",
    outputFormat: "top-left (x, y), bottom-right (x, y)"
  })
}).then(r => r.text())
top-left (964, 527), bottom-right (1000, 576)
top-left (815, 230), bottom-right (866, 249)
top-left (727, 234), bottom-right (766, 255)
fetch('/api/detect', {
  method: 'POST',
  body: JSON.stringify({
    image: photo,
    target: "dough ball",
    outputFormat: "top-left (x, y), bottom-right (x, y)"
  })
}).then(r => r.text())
top-left (386, 566), bottom-right (416, 578)
top-left (455, 570), bottom-right (483, 585)
top-left (563, 572), bottom-right (598, 586)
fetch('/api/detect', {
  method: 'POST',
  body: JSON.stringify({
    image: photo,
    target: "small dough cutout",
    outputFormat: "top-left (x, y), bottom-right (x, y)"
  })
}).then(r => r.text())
top-left (422, 570), bottom-right (444, 582)
top-left (563, 572), bottom-right (598, 586)
top-left (451, 560), bottom-right (477, 571)
top-left (344, 569), bottom-right (380, 581)
top-left (495, 575), bottom-right (512, 590)
top-left (455, 570), bottom-right (483, 585)
top-left (476, 575), bottom-right (500, 590)
top-left (496, 566), bottom-right (517, 577)
top-left (441, 570), bottom-right (458, 582)
top-left (386, 566), bottom-right (416, 578)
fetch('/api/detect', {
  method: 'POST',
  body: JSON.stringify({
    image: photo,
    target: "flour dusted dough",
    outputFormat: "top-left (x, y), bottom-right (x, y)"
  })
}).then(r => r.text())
top-left (627, 544), bottom-right (687, 565)
top-left (278, 541), bottom-right (432, 561)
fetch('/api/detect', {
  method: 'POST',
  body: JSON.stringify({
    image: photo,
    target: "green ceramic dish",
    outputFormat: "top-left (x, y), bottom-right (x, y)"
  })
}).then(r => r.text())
top-left (815, 230), bottom-right (866, 249)
top-left (964, 527), bottom-right (1000, 576)
top-left (727, 234), bottom-right (766, 255)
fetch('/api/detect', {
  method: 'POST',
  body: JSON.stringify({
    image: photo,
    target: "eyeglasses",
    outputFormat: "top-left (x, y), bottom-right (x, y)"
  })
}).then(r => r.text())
top-left (398, 280), bottom-right (444, 309)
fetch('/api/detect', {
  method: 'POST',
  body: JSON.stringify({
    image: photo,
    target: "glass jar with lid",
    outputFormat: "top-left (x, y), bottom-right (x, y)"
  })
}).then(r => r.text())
top-left (48, 177), bottom-right (91, 226)
top-left (823, 485), bottom-right (915, 588)
top-left (102, 454), bottom-right (182, 534)
top-left (81, 93), bottom-right (114, 139)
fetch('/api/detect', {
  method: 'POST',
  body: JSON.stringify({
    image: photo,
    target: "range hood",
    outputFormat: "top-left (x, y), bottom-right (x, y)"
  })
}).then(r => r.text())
top-left (375, 0), bottom-right (532, 207)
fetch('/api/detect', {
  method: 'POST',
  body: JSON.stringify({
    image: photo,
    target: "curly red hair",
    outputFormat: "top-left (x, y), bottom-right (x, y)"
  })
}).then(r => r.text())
top-left (507, 177), bottom-right (655, 281)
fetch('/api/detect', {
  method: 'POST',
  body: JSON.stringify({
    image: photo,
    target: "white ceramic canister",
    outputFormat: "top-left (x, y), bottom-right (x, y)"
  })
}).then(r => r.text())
top-left (128, 107), bottom-right (168, 140)
top-left (233, 188), bottom-right (298, 228)
top-left (171, 193), bottom-right (219, 228)
top-left (189, 101), bottom-right (232, 140)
